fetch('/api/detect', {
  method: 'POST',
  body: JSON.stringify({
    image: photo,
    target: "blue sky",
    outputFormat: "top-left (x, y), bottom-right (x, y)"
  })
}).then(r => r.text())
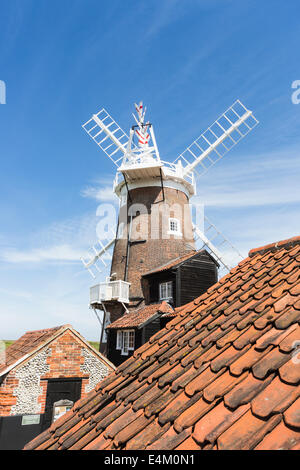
top-left (0, 0), bottom-right (300, 340)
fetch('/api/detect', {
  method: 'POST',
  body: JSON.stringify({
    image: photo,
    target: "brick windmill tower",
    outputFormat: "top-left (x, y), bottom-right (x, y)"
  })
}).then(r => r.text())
top-left (81, 100), bottom-right (258, 342)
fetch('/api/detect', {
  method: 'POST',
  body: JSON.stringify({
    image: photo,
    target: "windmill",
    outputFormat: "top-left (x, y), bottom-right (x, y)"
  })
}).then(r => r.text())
top-left (81, 100), bottom-right (258, 330)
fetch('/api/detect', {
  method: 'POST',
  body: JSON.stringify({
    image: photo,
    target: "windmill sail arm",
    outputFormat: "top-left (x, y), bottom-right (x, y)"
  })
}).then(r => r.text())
top-left (92, 114), bottom-right (127, 154)
top-left (81, 236), bottom-right (116, 280)
top-left (193, 224), bottom-right (230, 270)
top-left (182, 110), bottom-right (252, 177)
top-left (193, 217), bottom-right (244, 273)
top-left (173, 100), bottom-right (258, 180)
top-left (82, 108), bottom-right (133, 167)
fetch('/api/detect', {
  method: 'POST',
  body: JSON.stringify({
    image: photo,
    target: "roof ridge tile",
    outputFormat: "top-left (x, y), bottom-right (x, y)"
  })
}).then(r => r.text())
top-left (249, 236), bottom-right (300, 258)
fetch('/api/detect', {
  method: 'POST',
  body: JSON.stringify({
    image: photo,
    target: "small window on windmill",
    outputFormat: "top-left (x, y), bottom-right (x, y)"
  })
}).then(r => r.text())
top-left (168, 218), bottom-right (182, 236)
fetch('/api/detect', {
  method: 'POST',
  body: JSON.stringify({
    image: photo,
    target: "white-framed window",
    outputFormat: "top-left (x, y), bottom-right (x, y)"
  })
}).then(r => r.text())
top-left (116, 330), bottom-right (122, 350)
top-left (116, 330), bottom-right (135, 356)
top-left (159, 281), bottom-right (173, 301)
top-left (168, 218), bottom-right (182, 236)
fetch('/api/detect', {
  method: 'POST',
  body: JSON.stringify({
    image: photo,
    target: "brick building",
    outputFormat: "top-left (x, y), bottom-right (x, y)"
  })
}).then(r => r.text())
top-left (0, 324), bottom-right (114, 449)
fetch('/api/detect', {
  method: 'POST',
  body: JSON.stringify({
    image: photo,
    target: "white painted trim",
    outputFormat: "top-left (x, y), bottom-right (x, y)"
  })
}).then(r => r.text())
top-left (167, 231), bottom-right (183, 237)
top-left (118, 177), bottom-right (193, 199)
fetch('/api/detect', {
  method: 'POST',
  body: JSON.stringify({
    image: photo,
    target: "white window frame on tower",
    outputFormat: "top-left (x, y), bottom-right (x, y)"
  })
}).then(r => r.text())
top-left (168, 218), bottom-right (182, 237)
top-left (116, 330), bottom-right (135, 356)
top-left (159, 281), bottom-right (173, 302)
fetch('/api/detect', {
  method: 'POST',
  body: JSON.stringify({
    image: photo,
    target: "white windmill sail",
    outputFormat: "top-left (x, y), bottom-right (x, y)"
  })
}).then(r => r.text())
top-left (82, 108), bottom-right (134, 167)
top-left (80, 228), bottom-right (116, 279)
top-left (174, 100), bottom-right (259, 178)
top-left (193, 216), bottom-right (244, 277)
top-left (170, 99), bottom-right (257, 274)
top-left (81, 100), bottom-right (258, 284)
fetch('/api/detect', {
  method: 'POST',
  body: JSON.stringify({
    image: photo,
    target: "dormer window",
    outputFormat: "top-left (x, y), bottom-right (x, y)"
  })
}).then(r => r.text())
top-left (159, 281), bottom-right (173, 302)
top-left (168, 218), bottom-right (182, 236)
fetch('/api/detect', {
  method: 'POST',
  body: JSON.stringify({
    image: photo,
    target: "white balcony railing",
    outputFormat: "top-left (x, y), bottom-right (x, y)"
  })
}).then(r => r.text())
top-left (113, 161), bottom-right (195, 195)
top-left (90, 280), bottom-right (130, 305)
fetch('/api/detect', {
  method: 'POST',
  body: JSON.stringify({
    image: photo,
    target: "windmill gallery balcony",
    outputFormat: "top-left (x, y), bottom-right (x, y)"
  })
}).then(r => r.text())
top-left (90, 280), bottom-right (130, 306)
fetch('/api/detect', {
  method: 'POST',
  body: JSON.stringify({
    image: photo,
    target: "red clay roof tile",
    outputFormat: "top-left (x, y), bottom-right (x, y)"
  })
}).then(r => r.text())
top-left (126, 419), bottom-right (170, 450)
top-left (279, 358), bottom-right (300, 384)
top-left (217, 410), bottom-right (281, 450)
top-left (203, 371), bottom-right (248, 403)
top-left (224, 372), bottom-right (275, 409)
top-left (278, 324), bottom-right (300, 352)
top-left (251, 376), bottom-right (300, 418)
top-left (193, 402), bottom-right (250, 444)
top-left (175, 435), bottom-right (201, 450)
top-left (107, 302), bottom-right (173, 329)
top-left (173, 398), bottom-right (217, 433)
top-left (284, 397), bottom-right (300, 428)
top-left (254, 420), bottom-right (300, 450)
top-left (229, 344), bottom-right (273, 376)
top-left (252, 347), bottom-right (291, 379)
top-left (146, 426), bottom-right (192, 450)
top-left (185, 365), bottom-right (225, 397)
top-left (25, 235), bottom-right (300, 451)
top-left (0, 325), bottom-right (65, 374)
top-left (113, 414), bottom-right (155, 447)
top-left (158, 391), bottom-right (200, 426)
top-left (82, 432), bottom-right (109, 450)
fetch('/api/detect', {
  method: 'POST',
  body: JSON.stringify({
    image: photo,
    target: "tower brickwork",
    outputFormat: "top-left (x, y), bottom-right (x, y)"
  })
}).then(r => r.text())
top-left (110, 184), bottom-right (195, 306)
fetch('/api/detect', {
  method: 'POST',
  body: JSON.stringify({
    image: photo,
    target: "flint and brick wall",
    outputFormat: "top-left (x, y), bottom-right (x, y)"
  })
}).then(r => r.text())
top-left (0, 330), bottom-right (111, 416)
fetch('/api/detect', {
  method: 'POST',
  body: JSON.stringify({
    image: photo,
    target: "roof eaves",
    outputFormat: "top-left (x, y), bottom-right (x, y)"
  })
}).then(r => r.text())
top-left (137, 311), bottom-right (162, 330)
top-left (142, 250), bottom-right (212, 277)
top-left (0, 325), bottom-right (115, 377)
top-left (0, 325), bottom-right (68, 377)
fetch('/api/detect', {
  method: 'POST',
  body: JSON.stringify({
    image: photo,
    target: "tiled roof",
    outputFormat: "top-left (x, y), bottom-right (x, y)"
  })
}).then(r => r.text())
top-left (1, 325), bottom-right (115, 376)
top-left (142, 250), bottom-right (198, 276)
top-left (0, 326), bottom-right (65, 375)
top-left (25, 236), bottom-right (300, 450)
top-left (107, 302), bottom-right (174, 329)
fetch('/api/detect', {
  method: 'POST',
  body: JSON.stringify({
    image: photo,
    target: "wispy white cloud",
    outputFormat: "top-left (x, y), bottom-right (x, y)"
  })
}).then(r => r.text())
top-left (0, 212), bottom-right (100, 265)
top-left (0, 244), bottom-right (83, 264)
top-left (80, 175), bottom-right (118, 204)
top-left (0, 287), bottom-right (33, 301)
top-left (81, 184), bottom-right (117, 203)
top-left (194, 147), bottom-right (300, 208)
